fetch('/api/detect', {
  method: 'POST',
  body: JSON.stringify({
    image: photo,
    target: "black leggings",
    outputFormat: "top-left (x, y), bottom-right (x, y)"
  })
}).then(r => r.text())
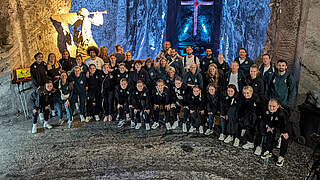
top-left (32, 108), bottom-right (50, 124)
top-left (153, 105), bottom-right (170, 123)
top-left (103, 91), bottom-right (114, 116)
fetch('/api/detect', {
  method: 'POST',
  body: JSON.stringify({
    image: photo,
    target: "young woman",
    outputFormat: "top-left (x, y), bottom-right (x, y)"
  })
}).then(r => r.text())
top-left (98, 46), bottom-right (110, 63)
top-left (109, 54), bottom-right (118, 72)
top-left (72, 54), bottom-right (89, 74)
top-left (100, 63), bottom-right (115, 122)
top-left (54, 71), bottom-right (73, 128)
top-left (261, 99), bottom-right (290, 167)
top-left (46, 53), bottom-right (61, 82)
top-left (115, 78), bottom-right (131, 128)
top-left (114, 63), bottom-right (129, 88)
top-left (216, 53), bottom-right (230, 75)
top-left (59, 49), bottom-right (76, 72)
top-left (170, 77), bottom-right (187, 131)
top-left (187, 86), bottom-right (205, 134)
top-left (124, 51), bottom-right (134, 71)
top-left (130, 80), bottom-right (151, 130)
top-left (247, 64), bottom-right (266, 103)
top-left (164, 67), bottom-right (177, 90)
top-left (183, 64), bottom-right (203, 94)
top-left (203, 63), bottom-right (222, 92)
top-left (151, 79), bottom-right (171, 130)
top-left (129, 61), bottom-right (150, 88)
top-left (157, 57), bottom-right (170, 80)
top-left (30, 80), bottom-right (56, 133)
top-left (220, 84), bottom-right (240, 144)
top-left (205, 83), bottom-right (219, 135)
top-left (143, 57), bottom-right (160, 89)
top-left (86, 64), bottom-right (102, 121)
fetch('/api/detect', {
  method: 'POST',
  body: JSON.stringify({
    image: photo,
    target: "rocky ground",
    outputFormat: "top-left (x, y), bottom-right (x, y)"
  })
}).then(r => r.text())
top-left (0, 112), bottom-right (314, 180)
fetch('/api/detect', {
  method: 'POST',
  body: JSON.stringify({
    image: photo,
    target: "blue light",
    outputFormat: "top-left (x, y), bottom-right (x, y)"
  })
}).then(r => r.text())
top-left (201, 24), bottom-right (207, 33)
top-left (183, 26), bottom-right (189, 33)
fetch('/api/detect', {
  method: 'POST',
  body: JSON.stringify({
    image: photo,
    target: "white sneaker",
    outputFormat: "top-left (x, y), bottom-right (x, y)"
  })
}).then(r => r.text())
top-left (85, 116), bottom-right (91, 122)
top-left (103, 116), bottom-right (108, 122)
top-left (151, 122), bottom-right (159, 129)
top-left (51, 110), bottom-right (56, 117)
top-left (130, 121), bottom-right (135, 129)
top-left (95, 115), bottom-right (100, 121)
top-left (254, 146), bottom-right (262, 156)
top-left (276, 156), bottom-right (285, 167)
top-left (233, 138), bottom-right (240, 147)
top-left (135, 123), bottom-right (142, 130)
top-left (32, 124), bottom-right (37, 134)
top-left (241, 129), bottom-right (246, 137)
top-left (224, 135), bottom-right (234, 143)
top-left (199, 126), bottom-right (204, 134)
top-left (171, 120), bottom-right (179, 130)
top-left (117, 120), bottom-right (125, 128)
top-left (182, 123), bottom-right (187, 133)
top-left (108, 115), bottom-right (112, 122)
top-left (145, 123), bottom-right (150, 131)
top-left (189, 126), bottom-right (196, 133)
top-left (43, 121), bottom-right (53, 129)
top-left (165, 123), bottom-right (171, 130)
top-left (242, 142), bottom-right (254, 149)
top-left (39, 113), bottom-right (44, 121)
top-left (80, 115), bottom-right (86, 122)
top-left (205, 129), bottom-right (213, 136)
top-left (218, 134), bottom-right (226, 141)
top-left (261, 151), bottom-right (272, 160)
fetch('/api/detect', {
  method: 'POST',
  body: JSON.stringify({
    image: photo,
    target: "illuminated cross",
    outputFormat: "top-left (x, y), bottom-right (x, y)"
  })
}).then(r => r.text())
top-left (181, 0), bottom-right (214, 36)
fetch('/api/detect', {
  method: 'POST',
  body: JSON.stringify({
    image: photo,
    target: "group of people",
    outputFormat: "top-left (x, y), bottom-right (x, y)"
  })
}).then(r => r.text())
top-left (30, 41), bottom-right (299, 167)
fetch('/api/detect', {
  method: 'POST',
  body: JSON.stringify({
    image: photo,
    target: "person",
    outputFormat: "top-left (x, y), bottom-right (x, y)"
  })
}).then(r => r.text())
top-left (164, 67), bottom-right (178, 90)
top-left (157, 57), bottom-right (170, 81)
top-left (115, 78), bottom-right (131, 128)
top-left (46, 53), bottom-right (61, 82)
top-left (143, 57), bottom-right (160, 89)
top-left (30, 52), bottom-right (48, 89)
top-left (183, 64), bottom-right (203, 94)
top-left (54, 71), bottom-right (73, 128)
top-left (200, 48), bottom-right (216, 75)
top-left (183, 46), bottom-right (200, 72)
top-left (234, 48), bottom-right (253, 77)
top-left (69, 66), bottom-right (88, 122)
top-left (109, 53), bottom-right (118, 72)
top-left (30, 80), bottom-right (55, 133)
top-left (220, 84), bottom-right (240, 143)
top-left (130, 80), bottom-right (151, 130)
top-left (170, 77), bottom-right (188, 131)
top-left (167, 48), bottom-right (184, 77)
top-left (204, 83), bottom-right (219, 135)
top-left (267, 59), bottom-right (303, 144)
top-left (156, 41), bottom-right (172, 62)
top-left (129, 61), bottom-right (150, 88)
top-left (59, 49), bottom-right (76, 73)
top-left (261, 99), bottom-right (290, 167)
top-left (85, 46), bottom-right (104, 70)
top-left (186, 86), bottom-right (205, 134)
top-left (86, 64), bottom-right (102, 121)
top-left (247, 64), bottom-right (265, 103)
top-left (216, 53), bottom-right (230, 75)
top-left (100, 63), bottom-right (115, 122)
top-left (223, 61), bottom-right (247, 92)
top-left (203, 63), bottom-right (222, 92)
top-left (98, 46), bottom-right (110, 63)
top-left (114, 63), bottom-right (129, 87)
top-left (72, 54), bottom-right (89, 74)
top-left (114, 44), bottom-right (125, 64)
top-left (259, 54), bottom-right (275, 95)
top-left (151, 79), bottom-right (171, 130)
top-left (124, 51), bottom-right (134, 71)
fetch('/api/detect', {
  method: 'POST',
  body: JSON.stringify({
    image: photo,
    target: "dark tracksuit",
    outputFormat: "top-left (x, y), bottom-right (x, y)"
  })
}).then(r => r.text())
top-left (86, 70), bottom-right (102, 117)
top-left (203, 71), bottom-right (224, 92)
top-left (144, 65), bottom-right (160, 89)
top-left (68, 72), bottom-right (87, 116)
top-left (30, 88), bottom-right (56, 124)
top-left (114, 71), bottom-right (129, 88)
top-left (223, 70), bottom-right (248, 92)
top-left (59, 57), bottom-right (76, 72)
top-left (259, 63), bottom-right (275, 95)
top-left (206, 93), bottom-right (219, 130)
top-left (261, 108), bottom-right (289, 157)
top-left (216, 61), bottom-right (230, 75)
top-left (47, 64), bottom-right (61, 82)
top-left (100, 71), bottom-right (115, 117)
top-left (72, 62), bottom-right (89, 74)
top-left (247, 76), bottom-right (266, 104)
top-left (124, 60), bottom-right (134, 71)
top-left (54, 79), bottom-right (73, 121)
top-left (170, 85), bottom-right (188, 123)
top-left (164, 74), bottom-right (178, 90)
top-left (115, 53), bottom-right (125, 64)
top-left (130, 87), bottom-right (151, 123)
top-left (187, 94), bottom-right (206, 129)
top-left (115, 85), bottom-right (132, 121)
top-left (234, 57), bottom-right (254, 77)
top-left (200, 56), bottom-right (217, 75)
top-left (30, 61), bottom-right (48, 88)
top-left (152, 87), bottom-right (171, 123)
top-left (129, 69), bottom-right (150, 88)
top-left (183, 70), bottom-right (203, 94)
top-left (168, 56), bottom-right (184, 77)
top-left (220, 95), bottom-right (240, 135)
top-left (158, 66), bottom-right (167, 80)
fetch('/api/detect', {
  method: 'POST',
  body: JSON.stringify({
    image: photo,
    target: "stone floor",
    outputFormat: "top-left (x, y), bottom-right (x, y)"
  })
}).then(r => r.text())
top-left (0, 113), bottom-right (313, 180)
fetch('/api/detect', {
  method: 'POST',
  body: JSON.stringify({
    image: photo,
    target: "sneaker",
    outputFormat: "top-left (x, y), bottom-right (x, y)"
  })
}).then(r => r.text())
top-left (233, 138), bottom-right (240, 147)
top-left (218, 134), bottom-right (226, 141)
top-left (85, 116), bottom-right (91, 122)
top-left (165, 123), bottom-right (171, 130)
top-left (205, 129), bottom-right (213, 136)
top-left (254, 146), bottom-right (262, 156)
top-left (32, 124), bottom-right (37, 134)
top-left (135, 123), bottom-right (142, 130)
top-left (108, 115), bottom-right (112, 122)
top-left (189, 126), bottom-right (196, 133)
top-left (39, 113), bottom-right (44, 121)
top-left (43, 121), bottom-right (53, 129)
top-left (59, 119), bottom-right (65, 126)
top-left (80, 115), bottom-right (86, 122)
top-left (199, 126), bottom-right (204, 134)
top-left (182, 123), bottom-right (187, 133)
top-left (261, 151), bottom-right (272, 160)
top-left (145, 123), bottom-right (150, 131)
top-left (103, 116), bottom-right (108, 122)
top-left (151, 122), bottom-right (159, 129)
top-left (130, 121), bottom-right (135, 129)
top-left (95, 115), bottom-right (100, 121)
top-left (241, 129), bottom-right (246, 137)
top-left (51, 110), bottom-right (56, 117)
top-left (224, 135), bottom-right (234, 143)
top-left (67, 121), bottom-right (72, 128)
top-left (276, 156), bottom-right (285, 167)
top-left (171, 120), bottom-right (179, 130)
top-left (117, 120), bottom-right (125, 128)
top-left (242, 142), bottom-right (254, 149)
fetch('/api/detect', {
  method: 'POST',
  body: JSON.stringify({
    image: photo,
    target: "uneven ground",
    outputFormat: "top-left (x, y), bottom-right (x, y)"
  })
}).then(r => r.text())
top-left (0, 112), bottom-right (313, 180)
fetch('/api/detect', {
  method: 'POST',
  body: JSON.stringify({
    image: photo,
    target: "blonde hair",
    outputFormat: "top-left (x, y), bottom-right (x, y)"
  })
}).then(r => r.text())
top-left (242, 85), bottom-right (253, 94)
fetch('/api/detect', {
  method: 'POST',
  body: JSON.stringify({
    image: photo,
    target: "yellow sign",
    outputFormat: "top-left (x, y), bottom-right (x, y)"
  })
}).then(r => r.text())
top-left (16, 68), bottom-right (31, 79)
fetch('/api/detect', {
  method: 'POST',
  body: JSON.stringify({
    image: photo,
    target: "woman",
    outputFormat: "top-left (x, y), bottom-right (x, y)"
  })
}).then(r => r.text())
top-left (157, 57), bottom-right (170, 81)
top-left (46, 53), bottom-right (61, 82)
top-left (124, 51), bottom-right (134, 71)
top-left (216, 53), bottom-right (230, 75)
top-left (203, 63), bottom-right (221, 91)
top-left (98, 46), bottom-right (110, 63)
top-left (59, 49), bottom-right (76, 72)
